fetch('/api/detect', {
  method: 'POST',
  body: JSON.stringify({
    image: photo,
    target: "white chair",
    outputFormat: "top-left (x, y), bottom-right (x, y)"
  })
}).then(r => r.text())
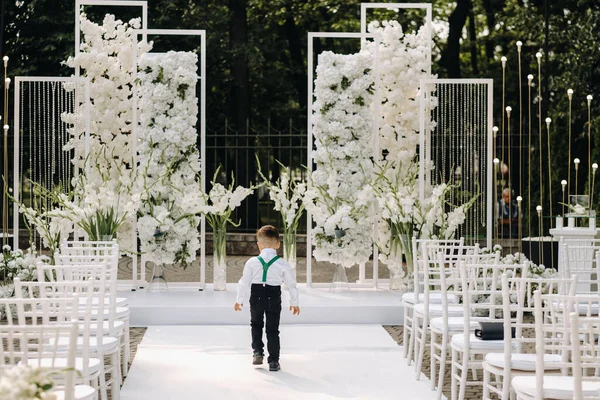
top-left (15, 272), bottom-right (121, 400)
top-left (482, 273), bottom-right (577, 400)
top-left (570, 313), bottom-right (600, 400)
top-left (51, 251), bottom-right (131, 378)
top-left (449, 261), bottom-right (524, 400)
top-left (413, 241), bottom-right (471, 377)
top-left (512, 292), bottom-right (600, 399)
top-left (0, 322), bottom-right (96, 400)
top-left (429, 250), bottom-right (501, 399)
top-left (403, 237), bottom-right (465, 364)
top-left (0, 297), bottom-right (99, 400)
top-left (560, 241), bottom-right (600, 295)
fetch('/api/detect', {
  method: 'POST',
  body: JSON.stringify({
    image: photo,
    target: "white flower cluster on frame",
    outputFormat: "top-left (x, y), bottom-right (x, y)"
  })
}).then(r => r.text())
top-left (62, 13), bottom-right (152, 253)
top-left (136, 52), bottom-right (202, 266)
top-left (306, 50), bottom-right (375, 268)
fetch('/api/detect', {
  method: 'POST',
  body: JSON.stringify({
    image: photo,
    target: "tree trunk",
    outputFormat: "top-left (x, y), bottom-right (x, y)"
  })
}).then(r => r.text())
top-left (283, 2), bottom-right (307, 115)
top-left (441, 0), bottom-right (470, 78)
top-left (229, 0), bottom-right (250, 132)
top-left (468, 3), bottom-right (479, 75)
top-left (228, 0), bottom-right (258, 230)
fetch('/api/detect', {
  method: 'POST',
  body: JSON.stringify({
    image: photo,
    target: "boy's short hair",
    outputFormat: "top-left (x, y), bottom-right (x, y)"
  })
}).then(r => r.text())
top-left (257, 225), bottom-right (280, 244)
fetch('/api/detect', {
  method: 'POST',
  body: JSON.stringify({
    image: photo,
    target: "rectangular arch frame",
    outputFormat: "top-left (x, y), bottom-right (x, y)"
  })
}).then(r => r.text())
top-left (132, 28), bottom-right (207, 290)
top-left (419, 78), bottom-right (494, 249)
top-left (306, 32), bottom-right (381, 288)
top-left (12, 76), bottom-right (91, 248)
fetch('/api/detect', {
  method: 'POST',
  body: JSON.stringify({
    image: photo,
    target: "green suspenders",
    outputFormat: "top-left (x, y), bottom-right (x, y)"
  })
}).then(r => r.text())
top-left (257, 255), bottom-right (280, 283)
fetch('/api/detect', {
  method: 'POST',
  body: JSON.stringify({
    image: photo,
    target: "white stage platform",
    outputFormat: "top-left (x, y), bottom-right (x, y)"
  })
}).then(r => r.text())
top-left (123, 285), bottom-right (404, 326)
top-left (120, 325), bottom-right (434, 400)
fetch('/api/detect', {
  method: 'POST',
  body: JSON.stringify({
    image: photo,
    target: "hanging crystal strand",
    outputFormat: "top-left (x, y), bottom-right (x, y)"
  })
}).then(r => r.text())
top-left (20, 83), bottom-right (25, 205)
top-left (45, 82), bottom-right (51, 214)
top-left (34, 81), bottom-right (40, 247)
top-left (58, 84), bottom-right (64, 190)
top-left (51, 82), bottom-right (57, 193)
top-left (476, 83), bottom-right (480, 241)
top-left (441, 84), bottom-right (446, 183)
top-left (471, 84), bottom-right (476, 240)
top-left (450, 84), bottom-right (454, 203)
top-left (482, 84), bottom-right (487, 235)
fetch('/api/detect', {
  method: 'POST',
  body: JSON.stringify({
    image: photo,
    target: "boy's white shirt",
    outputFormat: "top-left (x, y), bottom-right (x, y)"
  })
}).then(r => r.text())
top-left (236, 248), bottom-right (299, 306)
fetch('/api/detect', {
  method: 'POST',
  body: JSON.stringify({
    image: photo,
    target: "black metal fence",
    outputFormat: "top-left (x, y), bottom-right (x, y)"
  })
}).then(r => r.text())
top-left (204, 118), bottom-right (308, 233)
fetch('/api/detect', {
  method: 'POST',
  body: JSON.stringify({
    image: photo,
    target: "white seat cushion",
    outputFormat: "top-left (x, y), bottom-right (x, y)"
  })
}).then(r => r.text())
top-left (451, 333), bottom-right (514, 351)
top-left (430, 317), bottom-right (481, 332)
top-left (551, 300), bottom-right (600, 315)
top-left (512, 375), bottom-right (600, 399)
top-left (54, 384), bottom-right (96, 400)
top-left (485, 352), bottom-right (562, 371)
top-left (22, 357), bottom-right (101, 375)
top-left (414, 303), bottom-right (463, 318)
top-left (88, 306), bottom-right (130, 320)
top-left (51, 336), bottom-right (119, 353)
top-left (79, 296), bottom-right (128, 307)
top-left (402, 292), bottom-right (459, 305)
top-left (79, 320), bottom-right (125, 335)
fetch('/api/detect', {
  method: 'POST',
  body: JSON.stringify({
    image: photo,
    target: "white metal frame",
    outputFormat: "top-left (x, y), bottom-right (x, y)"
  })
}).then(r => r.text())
top-left (131, 28), bottom-right (207, 290)
top-left (306, 31), bottom-right (379, 289)
top-left (306, 4), bottom-right (433, 288)
top-left (12, 76), bottom-right (91, 247)
top-left (75, 1), bottom-right (148, 291)
top-left (419, 78), bottom-right (494, 249)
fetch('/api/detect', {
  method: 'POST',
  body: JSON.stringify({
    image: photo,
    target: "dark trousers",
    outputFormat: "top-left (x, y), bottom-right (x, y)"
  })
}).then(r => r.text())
top-left (250, 284), bottom-right (281, 362)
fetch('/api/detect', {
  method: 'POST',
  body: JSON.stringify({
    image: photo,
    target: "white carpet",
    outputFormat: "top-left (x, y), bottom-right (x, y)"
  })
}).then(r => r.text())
top-left (120, 325), bottom-right (435, 400)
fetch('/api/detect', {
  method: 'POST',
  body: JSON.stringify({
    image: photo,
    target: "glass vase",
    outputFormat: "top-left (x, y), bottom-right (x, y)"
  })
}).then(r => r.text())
top-left (387, 239), bottom-right (406, 290)
top-left (283, 228), bottom-right (297, 276)
top-left (213, 224), bottom-right (227, 291)
top-left (330, 263), bottom-right (350, 292)
top-left (147, 263), bottom-right (169, 292)
top-left (398, 233), bottom-right (414, 277)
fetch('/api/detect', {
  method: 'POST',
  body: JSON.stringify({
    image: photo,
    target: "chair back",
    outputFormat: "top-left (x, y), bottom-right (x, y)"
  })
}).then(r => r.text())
top-left (561, 241), bottom-right (600, 294)
top-left (0, 322), bottom-right (79, 400)
top-left (412, 237), bottom-right (464, 299)
top-left (570, 313), bottom-right (600, 400)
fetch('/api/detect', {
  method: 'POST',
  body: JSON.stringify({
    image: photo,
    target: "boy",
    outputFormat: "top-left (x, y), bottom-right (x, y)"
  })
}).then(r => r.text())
top-left (234, 225), bottom-right (300, 371)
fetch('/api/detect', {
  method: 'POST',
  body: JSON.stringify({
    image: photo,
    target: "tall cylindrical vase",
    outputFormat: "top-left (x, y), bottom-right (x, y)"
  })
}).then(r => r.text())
top-left (283, 227), bottom-right (297, 277)
top-left (399, 233), bottom-right (414, 292)
top-left (213, 224), bottom-right (227, 291)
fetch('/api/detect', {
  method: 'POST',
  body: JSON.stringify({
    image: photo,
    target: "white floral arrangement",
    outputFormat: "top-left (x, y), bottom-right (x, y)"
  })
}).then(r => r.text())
top-left (196, 171), bottom-right (255, 225)
top-left (195, 170), bottom-right (255, 262)
top-left (0, 365), bottom-right (57, 400)
top-left (305, 50), bottom-right (375, 268)
top-left (1, 245), bottom-right (48, 284)
top-left (136, 51), bottom-right (202, 266)
top-left (62, 13), bottom-right (152, 252)
top-left (373, 159), bottom-right (476, 274)
top-left (257, 158), bottom-right (306, 261)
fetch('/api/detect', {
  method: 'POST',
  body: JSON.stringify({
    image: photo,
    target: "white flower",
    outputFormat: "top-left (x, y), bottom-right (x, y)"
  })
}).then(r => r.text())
top-left (136, 51), bottom-right (202, 265)
top-left (307, 50), bottom-right (375, 267)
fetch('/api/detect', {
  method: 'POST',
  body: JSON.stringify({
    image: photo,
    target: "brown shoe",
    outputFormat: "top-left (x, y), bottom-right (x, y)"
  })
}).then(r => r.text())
top-left (252, 352), bottom-right (264, 365)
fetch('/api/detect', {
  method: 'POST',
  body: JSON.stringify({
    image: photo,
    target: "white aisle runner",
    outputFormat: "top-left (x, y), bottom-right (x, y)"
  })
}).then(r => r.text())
top-left (120, 325), bottom-right (435, 400)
